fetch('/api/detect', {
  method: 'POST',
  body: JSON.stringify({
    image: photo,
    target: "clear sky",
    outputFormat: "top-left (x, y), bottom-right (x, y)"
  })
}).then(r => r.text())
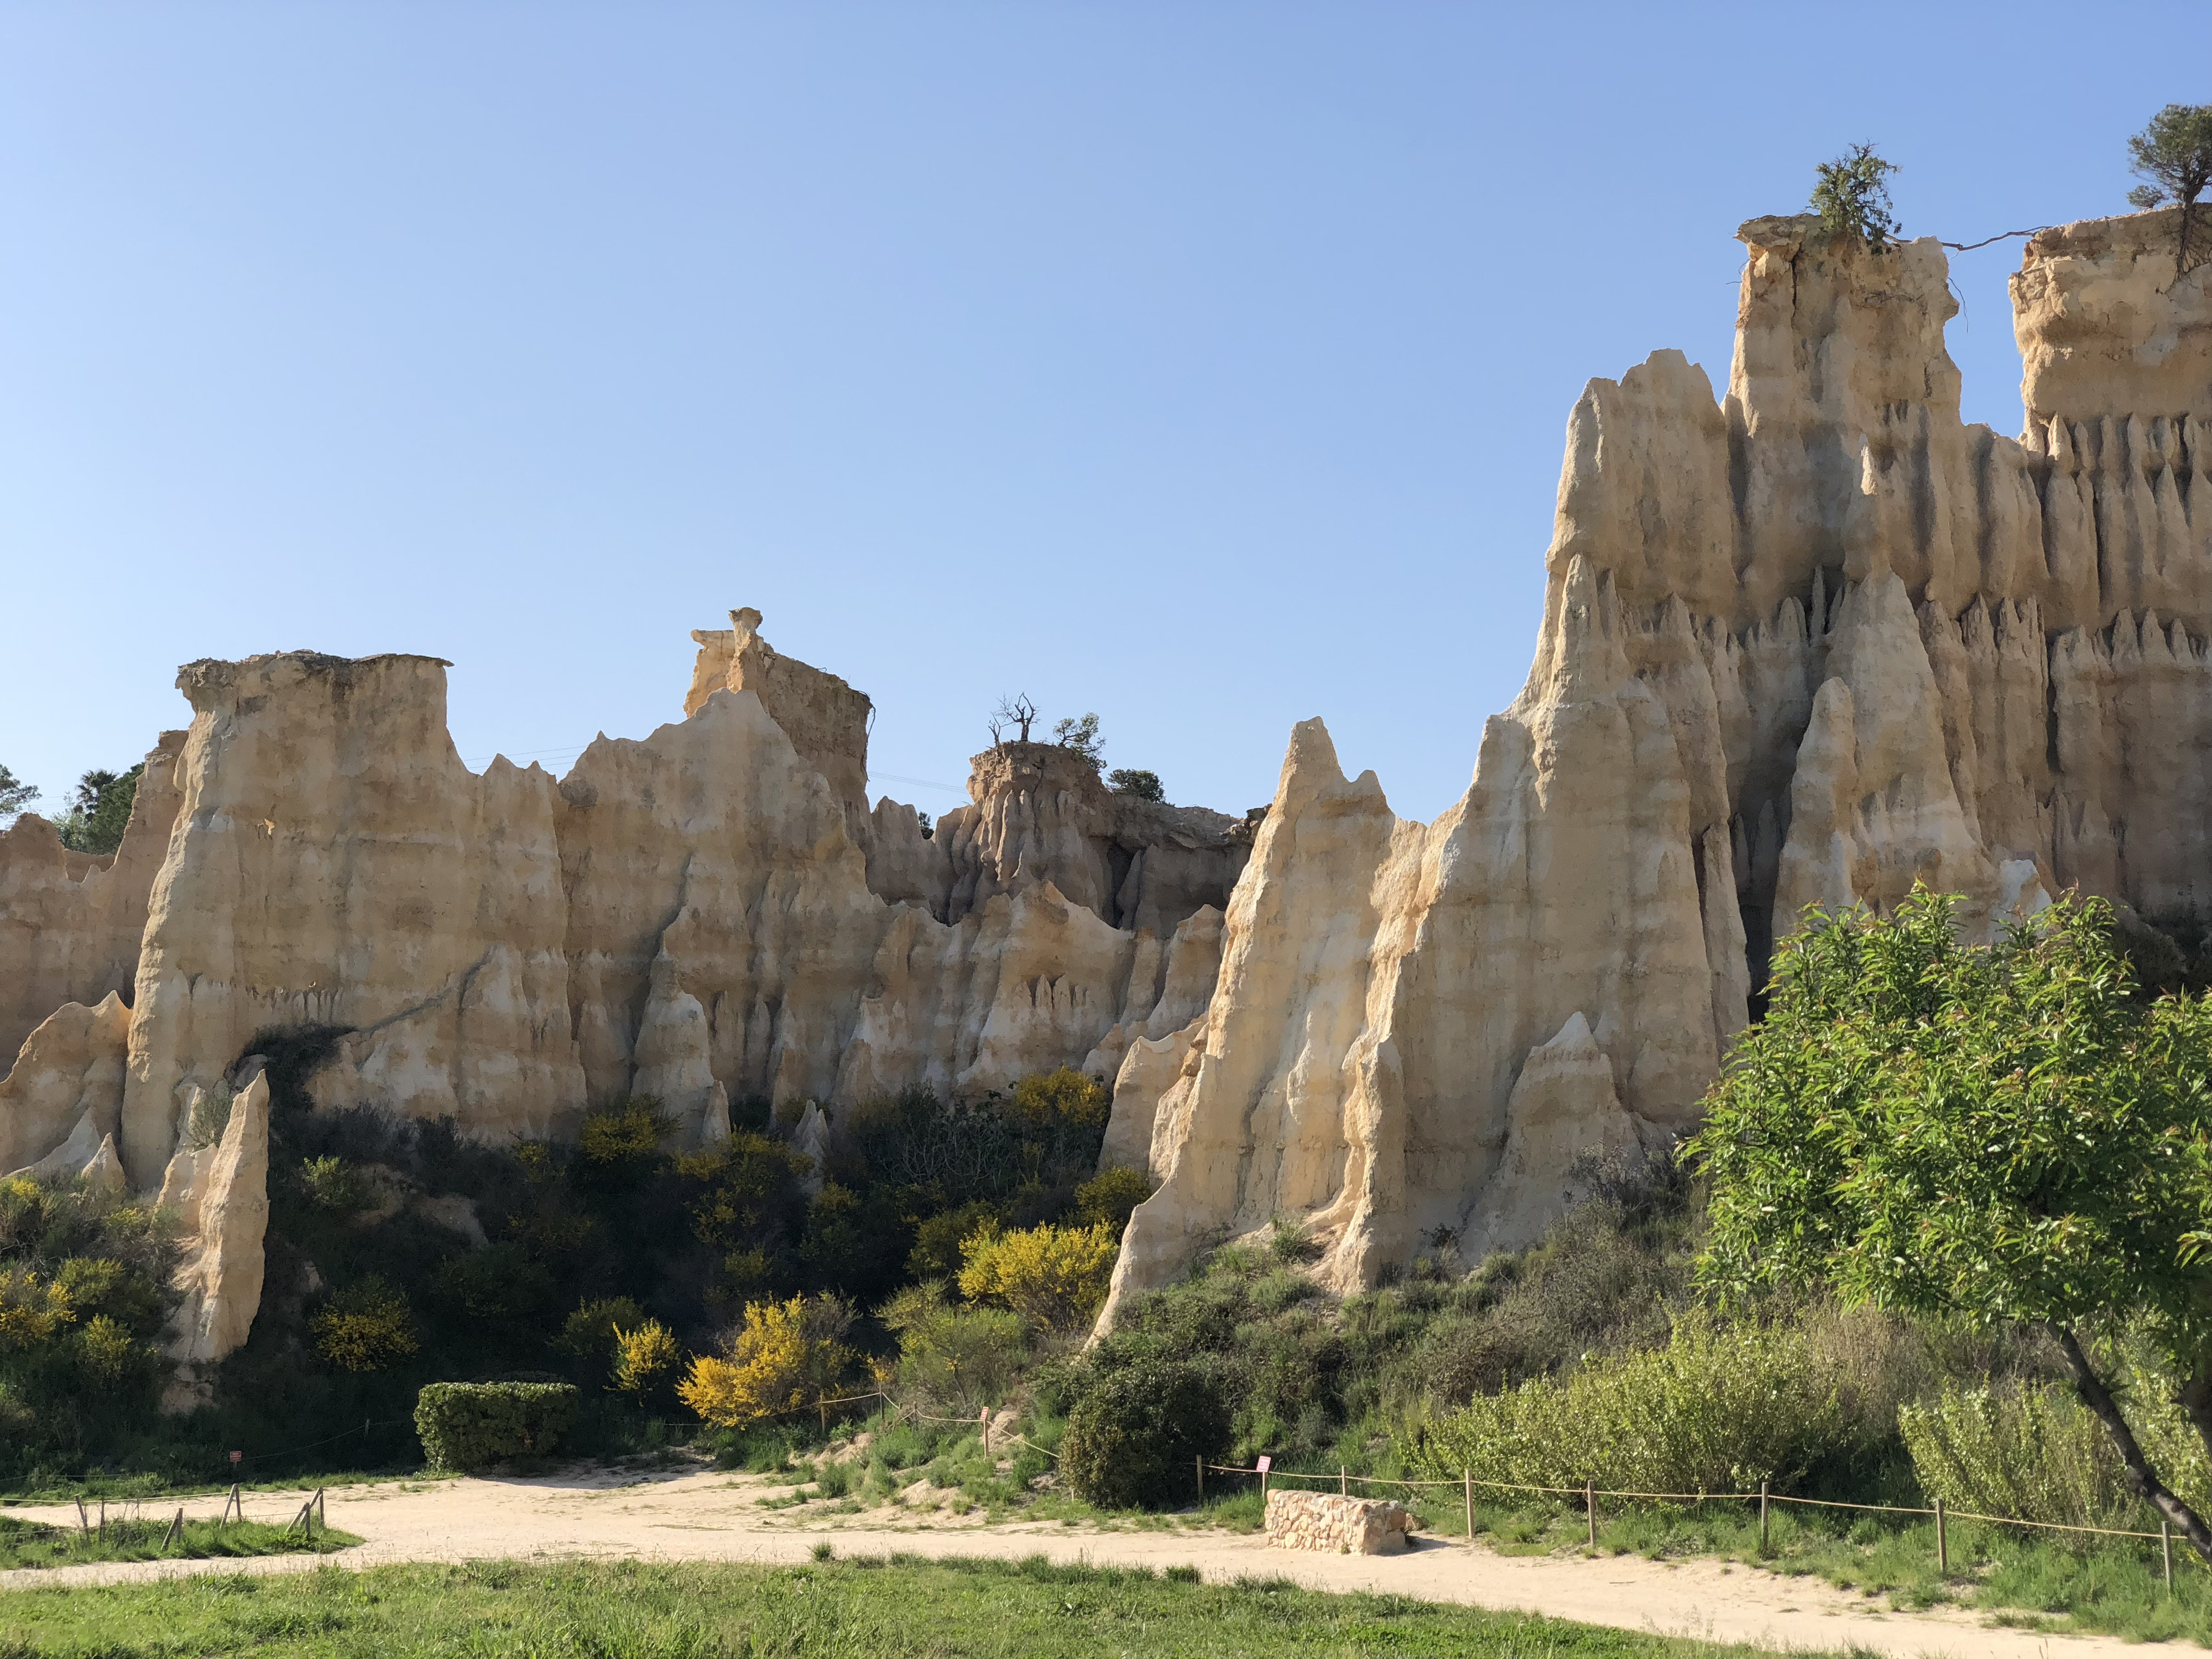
top-left (2, 3), bottom-right (2203, 825)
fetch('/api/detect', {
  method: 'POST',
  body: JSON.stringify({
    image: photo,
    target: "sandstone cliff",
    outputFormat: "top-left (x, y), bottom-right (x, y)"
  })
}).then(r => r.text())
top-left (0, 731), bottom-right (185, 1070)
top-left (1102, 208), bottom-right (2211, 1318)
top-left (2, 204), bottom-right (2206, 1339)
top-left (0, 612), bottom-right (1244, 1207)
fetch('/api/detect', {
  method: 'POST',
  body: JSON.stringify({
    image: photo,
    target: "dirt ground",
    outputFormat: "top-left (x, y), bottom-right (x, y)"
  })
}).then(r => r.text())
top-left (0, 1458), bottom-right (2165, 1658)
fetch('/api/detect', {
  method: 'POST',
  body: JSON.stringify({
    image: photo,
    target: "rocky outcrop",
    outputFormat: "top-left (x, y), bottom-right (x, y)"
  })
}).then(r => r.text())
top-left (2015, 207), bottom-right (2212, 432)
top-left (937, 742), bottom-right (1251, 934)
top-left (0, 993), bottom-right (128, 1176)
top-left (0, 615), bottom-right (1249, 1201)
top-left (162, 1070), bottom-right (271, 1372)
top-left (122, 653), bottom-right (583, 1188)
top-left (7, 202), bottom-right (2209, 1336)
top-left (0, 731), bottom-right (185, 1070)
top-left (560, 689), bottom-right (889, 1127)
top-left (686, 607), bottom-right (874, 822)
top-left (1103, 208), bottom-right (2210, 1318)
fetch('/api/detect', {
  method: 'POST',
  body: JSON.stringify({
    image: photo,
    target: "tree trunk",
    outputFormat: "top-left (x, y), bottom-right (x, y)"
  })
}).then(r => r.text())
top-left (2053, 1324), bottom-right (2212, 1565)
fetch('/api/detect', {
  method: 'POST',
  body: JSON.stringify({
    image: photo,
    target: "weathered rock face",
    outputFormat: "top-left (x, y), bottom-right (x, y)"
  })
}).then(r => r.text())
top-left (937, 742), bottom-right (1251, 934)
top-left (0, 613), bottom-right (1247, 1200)
top-left (0, 993), bottom-right (129, 1177)
top-left (1104, 209), bottom-right (2212, 1318)
top-left (5, 204), bottom-right (2207, 1336)
top-left (0, 731), bottom-right (185, 1071)
top-left (163, 1070), bottom-right (271, 1370)
top-left (686, 607), bottom-right (874, 822)
top-left (2015, 207), bottom-right (2212, 432)
top-left (122, 653), bottom-right (583, 1188)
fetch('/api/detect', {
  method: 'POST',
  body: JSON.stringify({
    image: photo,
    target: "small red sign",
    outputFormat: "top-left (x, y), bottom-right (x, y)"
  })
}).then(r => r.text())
top-left (1255, 1455), bottom-right (1271, 1474)
top-left (229, 1451), bottom-right (242, 1464)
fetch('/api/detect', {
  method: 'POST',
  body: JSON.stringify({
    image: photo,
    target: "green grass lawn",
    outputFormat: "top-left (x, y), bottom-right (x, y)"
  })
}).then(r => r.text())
top-left (0, 1554), bottom-right (1848, 1658)
top-left (0, 1514), bottom-right (357, 1572)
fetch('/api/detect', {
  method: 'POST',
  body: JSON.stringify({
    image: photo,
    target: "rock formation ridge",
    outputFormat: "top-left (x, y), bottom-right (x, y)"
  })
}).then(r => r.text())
top-left (1102, 208), bottom-right (2212, 1319)
top-left (1, 204), bottom-right (2206, 1358)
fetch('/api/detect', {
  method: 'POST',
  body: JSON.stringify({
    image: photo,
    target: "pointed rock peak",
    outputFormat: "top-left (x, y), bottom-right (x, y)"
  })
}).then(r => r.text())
top-left (1270, 718), bottom-right (1351, 817)
top-left (83, 1134), bottom-right (126, 1196)
top-left (1545, 555), bottom-right (1631, 703)
top-left (1537, 1010), bottom-right (1601, 1057)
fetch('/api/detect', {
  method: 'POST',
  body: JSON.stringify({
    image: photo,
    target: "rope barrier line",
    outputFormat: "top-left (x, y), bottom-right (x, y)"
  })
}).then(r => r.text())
top-left (1764, 1493), bottom-right (1932, 1517)
top-left (1198, 1460), bottom-right (2185, 1550)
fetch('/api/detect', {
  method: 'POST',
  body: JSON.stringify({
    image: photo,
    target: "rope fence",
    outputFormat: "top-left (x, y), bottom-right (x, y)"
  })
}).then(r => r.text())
top-left (1194, 1459), bottom-right (2195, 1591)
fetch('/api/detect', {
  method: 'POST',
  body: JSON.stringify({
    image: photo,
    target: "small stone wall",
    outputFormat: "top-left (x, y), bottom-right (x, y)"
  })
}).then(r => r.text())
top-left (1263, 1489), bottom-right (1412, 1555)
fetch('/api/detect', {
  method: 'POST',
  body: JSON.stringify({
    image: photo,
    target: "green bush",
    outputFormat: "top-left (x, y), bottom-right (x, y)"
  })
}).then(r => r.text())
top-left (1407, 1314), bottom-right (1844, 1495)
top-left (1061, 1359), bottom-right (1228, 1510)
top-left (414, 1382), bottom-right (581, 1471)
top-left (1900, 1378), bottom-right (2212, 1538)
top-left (1073, 1166), bottom-right (1152, 1235)
top-left (881, 1281), bottom-right (1025, 1412)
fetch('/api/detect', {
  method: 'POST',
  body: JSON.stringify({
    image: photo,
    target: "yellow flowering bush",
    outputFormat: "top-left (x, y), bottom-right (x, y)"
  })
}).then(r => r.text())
top-left (611, 1319), bottom-right (682, 1397)
top-left (678, 1295), bottom-right (853, 1427)
top-left (311, 1276), bottom-right (419, 1373)
top-left (957, 1221), bottom-right (1118, 1335)
top-left (0, 1268), bottom-right (75, 1353)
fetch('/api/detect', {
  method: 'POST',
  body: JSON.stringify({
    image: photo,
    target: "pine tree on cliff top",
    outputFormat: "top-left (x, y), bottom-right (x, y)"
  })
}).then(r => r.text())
top-left (2126, 103), bottom-right (2212, 278)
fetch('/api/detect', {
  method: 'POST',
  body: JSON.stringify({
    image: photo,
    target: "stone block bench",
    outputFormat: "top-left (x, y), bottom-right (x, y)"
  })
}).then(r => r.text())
top-left (1263, 1489), bottom-right (1413, 1554)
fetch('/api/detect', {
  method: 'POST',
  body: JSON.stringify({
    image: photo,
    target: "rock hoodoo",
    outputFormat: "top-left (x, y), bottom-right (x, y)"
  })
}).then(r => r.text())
top-left (1, 205), bottom-right (2206, 1350)
top-left (1101, 209), bottom-right (2212, 1319)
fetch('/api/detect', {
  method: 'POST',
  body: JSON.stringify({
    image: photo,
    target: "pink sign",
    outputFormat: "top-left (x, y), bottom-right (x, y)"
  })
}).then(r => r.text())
top-left (229, 1451), bottom-right (242, 1464)
top-left (1255, 1455), bottom-right (1271, 1474)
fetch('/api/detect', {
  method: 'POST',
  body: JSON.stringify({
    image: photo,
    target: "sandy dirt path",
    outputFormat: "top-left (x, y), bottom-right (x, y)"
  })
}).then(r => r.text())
top-left (0, 1461), bottom-right (2164, 1659)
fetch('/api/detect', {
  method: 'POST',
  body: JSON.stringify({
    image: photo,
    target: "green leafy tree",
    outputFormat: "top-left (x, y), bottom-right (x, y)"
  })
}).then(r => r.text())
top-left (1687, 889), bottom-right (2212, 1561)
top-left (1107, 768), bottom-right (1165, 802)
top-left (1051, 712), bottom-right (1103, 764)
top-left (0, 765), bottom-right (36, 823)
top-left (1809, 142), bottom-right (1900, 253)
top-left (55, 764), bottom-right (140, 856)
top-left (2126, 103), bottom-right (2212, 276)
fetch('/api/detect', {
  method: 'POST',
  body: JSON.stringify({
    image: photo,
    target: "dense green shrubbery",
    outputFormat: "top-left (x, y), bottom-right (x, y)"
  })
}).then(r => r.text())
top-left (1407, 1313), bottom-right (1850, 1495)
top-left (1901, 1375), bottom-right (2212, 1538)
top-left (1061, 1358), bottom-right (1228, 1510)
top-left (88, 1047), bottom-right (1129, 1485)
top-left (414, 1382), bottom-right (581, 1471)
top-left (0, 1176), bottom-right (179, 1485)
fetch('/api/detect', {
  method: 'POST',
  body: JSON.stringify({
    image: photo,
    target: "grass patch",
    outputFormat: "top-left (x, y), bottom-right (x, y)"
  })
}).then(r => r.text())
top-left (1433, 1491), bottom-right (2212, 1646)
top-left (0, 1554), bottom-right (1845, 1656)
top-left (0, 1513), bottom-right (357, 1571)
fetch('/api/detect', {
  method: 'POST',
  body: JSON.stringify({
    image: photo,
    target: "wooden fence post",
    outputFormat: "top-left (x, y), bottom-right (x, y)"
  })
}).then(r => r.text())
top-left (1338, 1467), bottom-right (1347, 1496)
top-left (74, 1499), bottom-right (87, 1537)
top-left (1934, 1499), bottom-right (1947, 1574)
top-left (1464, 1471), bottom-right (1474, 1541)
top-left (1196, 1457), bottom-right (1204, 1502)
top-left (163, 1508), bottom-right (182, 1552)
top-left (2164, 1517), bottom-right (2175, 1593)
top-left (1584, 1480), bottom-right (1597, 1551)
top-left (1759, 1480), bottom-right (1769, 1553)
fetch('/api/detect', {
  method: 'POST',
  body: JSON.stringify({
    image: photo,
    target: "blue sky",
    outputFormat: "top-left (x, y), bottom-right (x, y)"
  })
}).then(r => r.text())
top-left (2, 3), bottom-right (2203, 824)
